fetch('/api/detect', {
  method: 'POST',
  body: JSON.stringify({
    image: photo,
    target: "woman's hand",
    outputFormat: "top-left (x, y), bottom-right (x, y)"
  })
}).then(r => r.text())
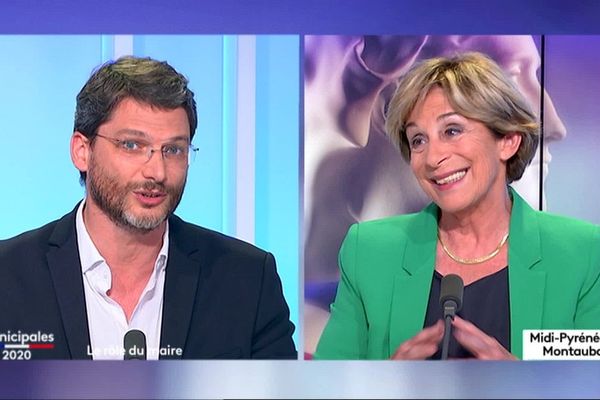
top-left (390, 320), bottom-right (444, 359)
top-left (452, 316), bottom-right (517, 360)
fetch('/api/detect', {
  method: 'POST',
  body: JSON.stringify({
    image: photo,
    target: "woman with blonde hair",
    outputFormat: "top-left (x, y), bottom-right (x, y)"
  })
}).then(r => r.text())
top-left (315, 52), bottom-right (600, 360)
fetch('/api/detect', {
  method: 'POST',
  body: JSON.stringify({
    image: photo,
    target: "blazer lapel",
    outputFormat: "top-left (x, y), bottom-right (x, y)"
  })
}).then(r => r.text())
top-left (389, 191), bottom-right (546, 359)
top-left (160, 216), bottom-right (201, 359)
top-left (46, 208), bottom-right (92, 359)
top-left (389, 204), bottom-right (438, 355)
top-left (508, 190), bottom-right (545, 358)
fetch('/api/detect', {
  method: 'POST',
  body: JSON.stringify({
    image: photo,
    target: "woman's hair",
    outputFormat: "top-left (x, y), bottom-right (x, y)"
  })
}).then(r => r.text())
top-left (385, 51), bottom-right (539, 183)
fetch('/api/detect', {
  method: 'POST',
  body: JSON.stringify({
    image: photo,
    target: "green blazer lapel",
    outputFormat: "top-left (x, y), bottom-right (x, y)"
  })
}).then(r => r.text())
top-left (508, 189), bottom-right (545, 359)
top-left (389, 203), bottom-right (438, 355)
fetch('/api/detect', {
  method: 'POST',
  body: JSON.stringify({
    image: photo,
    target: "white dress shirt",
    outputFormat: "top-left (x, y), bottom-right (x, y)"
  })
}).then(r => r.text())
top-left (75, 200), bottom-right (168, 360)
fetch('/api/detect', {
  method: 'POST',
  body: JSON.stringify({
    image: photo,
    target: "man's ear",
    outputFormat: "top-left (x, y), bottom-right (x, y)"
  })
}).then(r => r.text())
top-left (499, 132), bottom-right (522, 161)
top-left (71, 131), bottom-right (91, 174)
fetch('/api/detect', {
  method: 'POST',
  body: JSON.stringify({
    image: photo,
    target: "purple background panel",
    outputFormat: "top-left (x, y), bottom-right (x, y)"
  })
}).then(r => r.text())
top-left (1, 0), bottom-right (600, 33)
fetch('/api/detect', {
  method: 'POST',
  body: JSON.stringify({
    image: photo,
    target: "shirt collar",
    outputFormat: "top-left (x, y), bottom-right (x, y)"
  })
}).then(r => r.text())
top-left (75, 199), bottom-right (169, 275)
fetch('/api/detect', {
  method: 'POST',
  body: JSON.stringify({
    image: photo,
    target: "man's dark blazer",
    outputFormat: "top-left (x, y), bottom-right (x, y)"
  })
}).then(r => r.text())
top-left (0, 205), bottom-right (297, 359)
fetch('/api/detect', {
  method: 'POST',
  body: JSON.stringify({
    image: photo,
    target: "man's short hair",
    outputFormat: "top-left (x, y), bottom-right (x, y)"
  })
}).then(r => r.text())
top-left (74, 56), bottom-right (197, 184)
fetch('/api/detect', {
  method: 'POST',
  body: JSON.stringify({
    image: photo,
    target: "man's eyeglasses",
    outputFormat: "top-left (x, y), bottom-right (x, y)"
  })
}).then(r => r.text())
top-left (95, 134), bottom-right (199, 166)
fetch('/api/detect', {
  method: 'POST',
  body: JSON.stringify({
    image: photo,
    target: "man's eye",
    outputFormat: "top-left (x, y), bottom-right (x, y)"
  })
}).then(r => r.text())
top-left (120, 140), bottom-right (142, 151)
top-left (163, 145), bottom-right (184, 156)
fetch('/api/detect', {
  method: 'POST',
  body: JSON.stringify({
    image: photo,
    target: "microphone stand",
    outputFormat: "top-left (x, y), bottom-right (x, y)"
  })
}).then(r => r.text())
top-left (441, 300), bottom-right (457, 360)
top-left (439, 274), bottom-right (463, 360)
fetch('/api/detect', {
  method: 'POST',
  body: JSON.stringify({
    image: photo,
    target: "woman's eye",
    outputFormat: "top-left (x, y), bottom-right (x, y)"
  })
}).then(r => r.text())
top-left (409, 135), bottom-right (426, 151)
top-left (445, 126), bottom-right (462, 137)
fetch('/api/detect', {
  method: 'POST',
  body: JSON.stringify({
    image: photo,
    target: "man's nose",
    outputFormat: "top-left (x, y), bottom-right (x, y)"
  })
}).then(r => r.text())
top-left (141, 149), bottom-right (167, 182)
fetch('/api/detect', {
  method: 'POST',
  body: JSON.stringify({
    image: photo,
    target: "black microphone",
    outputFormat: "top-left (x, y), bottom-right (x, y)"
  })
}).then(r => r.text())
top-left (124, 329), bottom-right (147, 360)
top-left (439, 274), bottom-right (464, 360)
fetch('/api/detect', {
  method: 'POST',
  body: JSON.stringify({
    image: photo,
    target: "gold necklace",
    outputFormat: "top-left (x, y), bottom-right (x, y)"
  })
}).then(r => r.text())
top-left (439, 232), bottom-right (509, 265)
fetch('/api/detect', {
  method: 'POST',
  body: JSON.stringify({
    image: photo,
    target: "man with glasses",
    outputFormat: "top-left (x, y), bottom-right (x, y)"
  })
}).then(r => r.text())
top-left (0, 56), bottom-right (296, 360)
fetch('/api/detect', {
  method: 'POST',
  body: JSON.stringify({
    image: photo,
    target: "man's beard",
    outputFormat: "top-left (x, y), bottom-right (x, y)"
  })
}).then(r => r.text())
top-left (87, 159), bottom-right (186, 234)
